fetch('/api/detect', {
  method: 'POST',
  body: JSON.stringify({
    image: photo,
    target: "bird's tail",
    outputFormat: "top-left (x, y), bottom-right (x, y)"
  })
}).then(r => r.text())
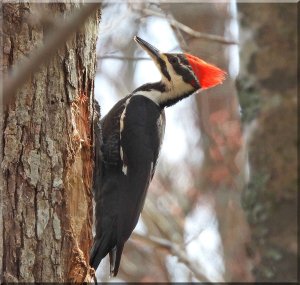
top-left (89, 235), bottom-right (111, 270)
top-left (90, 238), bottom-right (103, 270)
top-left (90, 237), bottom-right (125, 277)
top-left (109, 243), bottom-right (124, 277)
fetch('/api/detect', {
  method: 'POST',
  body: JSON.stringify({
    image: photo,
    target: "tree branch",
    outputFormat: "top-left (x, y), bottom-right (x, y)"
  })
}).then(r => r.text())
top-left (1, 3), bottom-right (100, 107)
top-left (131, 232), bottom-right (212, 282)
top-left (132, 6), bottom-right (238, 46)
top-left (97, 55), bottom-right (151, 61)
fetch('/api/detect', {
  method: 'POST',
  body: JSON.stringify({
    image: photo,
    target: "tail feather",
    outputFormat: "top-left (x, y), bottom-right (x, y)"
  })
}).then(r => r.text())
top-left (90, 239), bottom-right (124, 277)
top-left (89, 239), bottom-right (103, 269)
top-left (111, 243), bottom-right (124, 277)
top-left (109, 246), bottom-right (117, 277)
top-left (89, 236), bottom-right (110, 270)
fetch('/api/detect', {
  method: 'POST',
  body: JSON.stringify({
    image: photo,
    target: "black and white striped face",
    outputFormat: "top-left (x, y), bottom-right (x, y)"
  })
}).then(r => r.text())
top-left (160, 53), bottom-right (200, 88)
top-left (158, 53), bottom-right (200, 102)
top-left (134, 36), bottom-right (200, 107)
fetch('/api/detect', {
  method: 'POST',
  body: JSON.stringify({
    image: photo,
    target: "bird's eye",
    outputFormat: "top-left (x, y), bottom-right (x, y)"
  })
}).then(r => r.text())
top-left (170, 57), bottom-right (178, 64)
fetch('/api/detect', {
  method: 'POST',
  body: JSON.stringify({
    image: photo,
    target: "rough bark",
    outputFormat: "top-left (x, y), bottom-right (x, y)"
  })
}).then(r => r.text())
top-left (237, 3), bottom-right (297, 282)
top-left (1, 3), bottom-right (100, 282)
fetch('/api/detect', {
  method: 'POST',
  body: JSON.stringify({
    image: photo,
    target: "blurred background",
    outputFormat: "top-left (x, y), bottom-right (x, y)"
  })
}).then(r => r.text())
top-left (94, 1), bottom-right (297, 283)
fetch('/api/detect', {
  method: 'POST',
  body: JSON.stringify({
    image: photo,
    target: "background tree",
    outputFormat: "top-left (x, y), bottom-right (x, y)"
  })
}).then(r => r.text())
top-left (0, 3), bottom-right (100, 282)
top-left (237, 3), bottom-right (297, 282)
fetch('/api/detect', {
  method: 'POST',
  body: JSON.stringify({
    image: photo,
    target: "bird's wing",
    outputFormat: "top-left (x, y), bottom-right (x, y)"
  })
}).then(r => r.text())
top-left (119, 95), bottom-right (164, 238)
top-left (106, 95), bottom-right (164, 276)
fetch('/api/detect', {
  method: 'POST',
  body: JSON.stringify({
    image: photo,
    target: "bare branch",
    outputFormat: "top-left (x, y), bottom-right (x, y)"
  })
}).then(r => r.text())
top-left (97, 55), bottom-right (151, 61)
top-left (132, 6), bottom-right (238, 46)
top-left (165, 11), bottom-right (190, 52)
top-left (131, 232), bottom-right (212, 282)
top-left (1, 3), bottom-right (100, 107)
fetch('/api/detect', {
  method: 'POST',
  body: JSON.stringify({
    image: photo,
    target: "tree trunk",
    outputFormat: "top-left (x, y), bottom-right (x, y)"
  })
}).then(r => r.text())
top-left (237, 3), bottom-right (297, 282)
top-left (0, 3), bottom-right (100, 282)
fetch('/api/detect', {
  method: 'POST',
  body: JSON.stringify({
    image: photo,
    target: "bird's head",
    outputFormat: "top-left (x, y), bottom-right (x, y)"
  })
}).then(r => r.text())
top-left (134, 36), bottom-right (226, 107)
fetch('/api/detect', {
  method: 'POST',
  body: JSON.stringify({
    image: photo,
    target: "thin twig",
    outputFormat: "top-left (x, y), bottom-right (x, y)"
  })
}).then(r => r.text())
top-left (184, 229), bottom-right (205, 246)
top-left (1, 3), bottom-right (100, 106)
top-left (97, 55), bottom-right (151, 61)
top-left (132, 6), bottom-right (238, 46)
top-left (131, 232), bottom-right (211, 282)
top-left (166, 12), bottom-right (190, 52)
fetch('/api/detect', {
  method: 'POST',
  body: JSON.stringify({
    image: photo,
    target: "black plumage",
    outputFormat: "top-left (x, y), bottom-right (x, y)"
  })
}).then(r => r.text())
top-left (90, 95), bottom-right (165, 276)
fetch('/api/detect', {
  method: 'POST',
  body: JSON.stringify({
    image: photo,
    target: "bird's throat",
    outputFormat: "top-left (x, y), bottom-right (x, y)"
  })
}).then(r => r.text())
top-left (132, 81), bottom-right (195, 108)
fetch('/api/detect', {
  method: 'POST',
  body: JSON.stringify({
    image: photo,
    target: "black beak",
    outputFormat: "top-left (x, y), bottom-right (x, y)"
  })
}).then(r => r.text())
top-left (134, 36), bottom-right (171, 81)
top-left (134, 36), bottom-right (161, 61)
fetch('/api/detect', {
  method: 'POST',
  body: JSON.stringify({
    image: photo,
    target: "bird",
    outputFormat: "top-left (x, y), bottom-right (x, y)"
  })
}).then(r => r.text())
top-left (90, 36), bottom-right (226, 277)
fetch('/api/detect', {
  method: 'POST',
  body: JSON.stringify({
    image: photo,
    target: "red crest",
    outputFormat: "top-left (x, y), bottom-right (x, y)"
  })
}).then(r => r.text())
top-left (185, 53), bottom-right (226, 89)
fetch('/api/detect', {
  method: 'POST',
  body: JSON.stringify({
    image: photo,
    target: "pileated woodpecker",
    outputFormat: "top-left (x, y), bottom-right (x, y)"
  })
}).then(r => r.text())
top-left (90, 36), bottom-right (226, 276)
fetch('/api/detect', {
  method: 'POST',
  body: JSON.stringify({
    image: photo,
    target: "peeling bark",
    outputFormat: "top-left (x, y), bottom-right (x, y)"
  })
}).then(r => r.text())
top-left (1, 3), bottom-right (100, 282)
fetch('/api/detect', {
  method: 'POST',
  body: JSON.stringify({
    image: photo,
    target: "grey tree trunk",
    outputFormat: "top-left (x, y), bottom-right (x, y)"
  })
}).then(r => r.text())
top-left (0, 3), bottom-right (100, 282)
top-left (237, 3), bottom-right (297, 282)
